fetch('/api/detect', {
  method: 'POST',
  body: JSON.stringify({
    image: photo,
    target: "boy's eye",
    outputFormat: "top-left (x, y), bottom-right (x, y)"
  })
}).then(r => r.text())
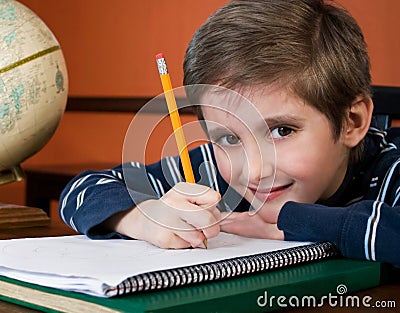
top-left (270, 127), bottom-right (294, 139)
top-left (217, 134), bottom-right (240, 145)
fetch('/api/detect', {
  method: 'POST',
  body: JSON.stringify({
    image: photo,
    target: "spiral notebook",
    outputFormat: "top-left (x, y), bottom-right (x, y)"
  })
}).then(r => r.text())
top-left (0, 233), bottom-right (338, 298)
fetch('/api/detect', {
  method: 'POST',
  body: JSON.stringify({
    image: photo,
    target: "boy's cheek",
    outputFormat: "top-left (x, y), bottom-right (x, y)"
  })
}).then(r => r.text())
top-left (213, 147), bottom-right (235, 182)
top-left (215, 157), bottom-right (232, 183)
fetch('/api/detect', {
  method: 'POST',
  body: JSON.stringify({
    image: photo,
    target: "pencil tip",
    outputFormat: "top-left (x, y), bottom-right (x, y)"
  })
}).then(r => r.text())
top-left (156, 53), bottom-right (164, 60)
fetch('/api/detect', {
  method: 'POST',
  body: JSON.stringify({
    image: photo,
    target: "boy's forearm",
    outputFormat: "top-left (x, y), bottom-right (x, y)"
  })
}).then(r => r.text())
top-left (59, 168), bottom-right (157, 239)
top-left (278, 200), bottom-right (400, 267)
top-left (277, 201), bottom-right (346, 246)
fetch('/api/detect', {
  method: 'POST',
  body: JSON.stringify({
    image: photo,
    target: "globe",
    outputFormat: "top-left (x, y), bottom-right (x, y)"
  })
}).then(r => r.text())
top-left (0, 0), bottom-right (68, 184)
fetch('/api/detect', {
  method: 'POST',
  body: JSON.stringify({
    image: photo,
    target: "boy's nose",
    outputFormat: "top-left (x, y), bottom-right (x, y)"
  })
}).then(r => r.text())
top-left (243, 143), bottom-right (275, 183)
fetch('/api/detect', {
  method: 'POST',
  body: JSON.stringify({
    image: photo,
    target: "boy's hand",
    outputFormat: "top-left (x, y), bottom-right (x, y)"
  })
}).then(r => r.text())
top-left (108, 182), bottom-right (221, 249)
top-left (219, 212), bottom-right (284, 240)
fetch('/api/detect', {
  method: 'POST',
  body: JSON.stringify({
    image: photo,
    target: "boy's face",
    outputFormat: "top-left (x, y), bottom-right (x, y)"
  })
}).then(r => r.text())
top-left (201, 86), bottom-right (350, 223)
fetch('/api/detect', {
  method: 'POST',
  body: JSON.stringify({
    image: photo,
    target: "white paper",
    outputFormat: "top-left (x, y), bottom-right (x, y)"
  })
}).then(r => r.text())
top-left (0, 233), bottom-right (310, 297)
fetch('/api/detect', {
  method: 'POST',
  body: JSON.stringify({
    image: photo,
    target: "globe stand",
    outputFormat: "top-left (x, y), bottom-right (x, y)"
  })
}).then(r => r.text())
top-left (0, 165), bottom-right (25, 185)
top-left (0, 165), bottom-right (50, 229)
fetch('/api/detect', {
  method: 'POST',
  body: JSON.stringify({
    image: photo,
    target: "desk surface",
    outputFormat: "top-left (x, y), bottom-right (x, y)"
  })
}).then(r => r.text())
top-left (1, 221), bottom-right (399, 313)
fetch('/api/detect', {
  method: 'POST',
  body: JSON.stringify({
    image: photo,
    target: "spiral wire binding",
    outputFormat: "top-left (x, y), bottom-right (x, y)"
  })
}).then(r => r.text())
top-left (107, 241), bottom-right (339, 297)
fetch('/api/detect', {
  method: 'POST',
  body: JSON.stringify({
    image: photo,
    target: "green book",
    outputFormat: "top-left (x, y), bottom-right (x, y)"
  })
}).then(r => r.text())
top-left (0, 259), bottom-right (381, 313)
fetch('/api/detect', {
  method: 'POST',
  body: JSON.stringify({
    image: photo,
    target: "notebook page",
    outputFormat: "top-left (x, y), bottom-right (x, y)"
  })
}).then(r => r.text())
top-left (0, 233), bottom-right (311, 295)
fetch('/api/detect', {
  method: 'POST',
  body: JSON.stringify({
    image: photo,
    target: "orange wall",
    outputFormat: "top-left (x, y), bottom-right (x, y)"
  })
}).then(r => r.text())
top-left (16, 0), bottom-right (400, 96)
top-left (17, 0), bottom-right (229, 97)
top-left (1, 0), bottom-right (400, 206)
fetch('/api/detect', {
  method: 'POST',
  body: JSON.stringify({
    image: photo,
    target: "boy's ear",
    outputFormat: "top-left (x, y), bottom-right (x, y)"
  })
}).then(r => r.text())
top-left (342, 95), bottom-right (374, 148)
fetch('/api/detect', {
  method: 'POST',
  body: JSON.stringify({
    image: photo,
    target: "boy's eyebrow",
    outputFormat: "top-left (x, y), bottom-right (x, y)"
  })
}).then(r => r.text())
top-left (206, 126), bottom-right (233, 136)
top-left (263, 115), bottom-right (304, 126)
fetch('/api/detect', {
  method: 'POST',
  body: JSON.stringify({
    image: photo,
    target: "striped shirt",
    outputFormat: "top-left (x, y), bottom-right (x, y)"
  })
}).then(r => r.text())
top-left (59, 126), bottom-right (400, 267)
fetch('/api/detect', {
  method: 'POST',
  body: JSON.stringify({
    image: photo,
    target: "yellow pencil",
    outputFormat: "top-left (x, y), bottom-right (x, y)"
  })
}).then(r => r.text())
top-left (156, 53), bottom-right (207, 248)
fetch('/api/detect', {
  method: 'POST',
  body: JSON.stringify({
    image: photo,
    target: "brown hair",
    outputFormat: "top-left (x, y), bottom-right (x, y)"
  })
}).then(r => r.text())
top-left (183, 0), bottom-right (371, 162)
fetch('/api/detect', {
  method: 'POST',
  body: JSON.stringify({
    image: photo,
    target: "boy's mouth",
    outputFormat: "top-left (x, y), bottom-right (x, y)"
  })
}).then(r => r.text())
top-left (248, 183), bottom-right (293, 202)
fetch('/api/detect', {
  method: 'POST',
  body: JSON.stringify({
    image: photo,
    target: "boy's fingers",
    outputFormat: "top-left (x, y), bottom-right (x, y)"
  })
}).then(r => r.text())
top-left (156, 234), bottom-right (192, 249)
top-left (180, 205), bottom-right (220, 229)
top-left (201, 223), bottom-right (220, 240)
top-left (174, 229), bottom-right (207, 248)
top-left (181, 210), bottom-right (221, 242)
top-left (175, 212), bottom-right (220, 245)
top-left (173, 183), bottom-right (221, 208)
top-left (172, 219), bottom-right (208, 248)
top-left (150, 225), bottom-right (201, 249)
top-left (144, 218), bottom-right (210, 249)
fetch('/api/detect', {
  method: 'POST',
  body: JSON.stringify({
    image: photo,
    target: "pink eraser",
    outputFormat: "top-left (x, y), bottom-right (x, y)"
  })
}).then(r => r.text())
top-left (156, 53), bottom-right (164, 59)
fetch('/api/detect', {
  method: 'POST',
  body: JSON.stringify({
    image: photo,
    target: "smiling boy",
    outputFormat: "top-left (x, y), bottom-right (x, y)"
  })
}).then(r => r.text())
top-left (199, 84), bottom-right (367, 230)
top-left (59, 0), bottom-right (400, 267)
